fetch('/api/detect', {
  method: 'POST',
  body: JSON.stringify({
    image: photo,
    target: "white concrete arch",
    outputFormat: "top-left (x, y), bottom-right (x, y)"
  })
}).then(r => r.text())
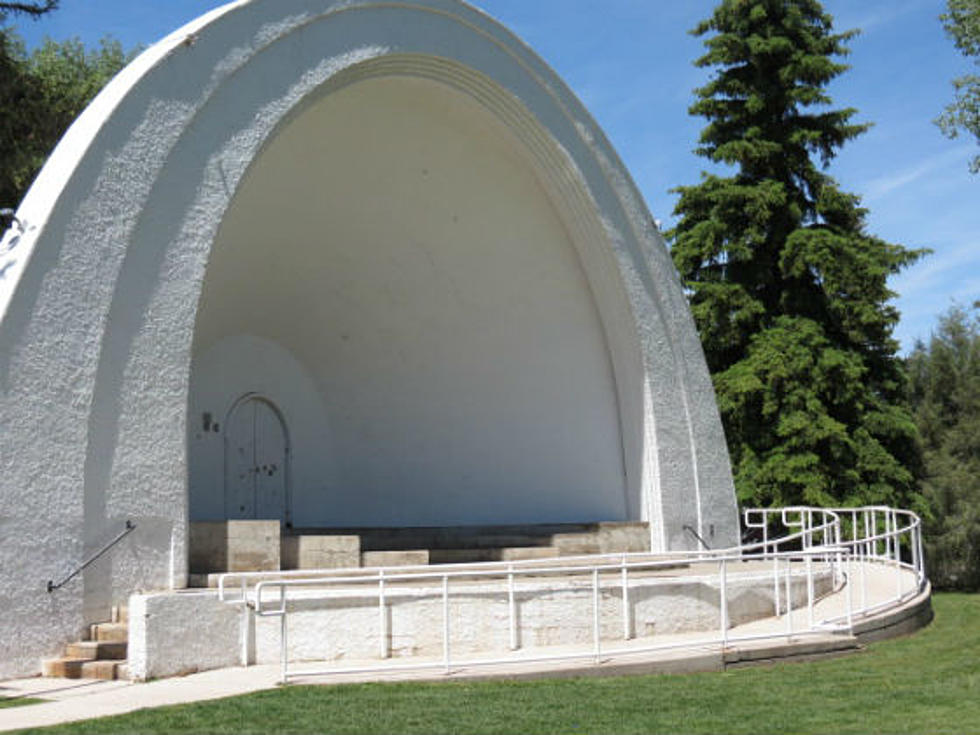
top-left (0, 0), bottom-right (736, 677)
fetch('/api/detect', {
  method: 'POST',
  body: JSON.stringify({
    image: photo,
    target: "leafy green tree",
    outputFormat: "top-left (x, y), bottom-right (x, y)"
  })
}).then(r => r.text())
top-left (0, 1), bottom-right (58, 17)
top-left (908, 304), bottom-right (980, 590)
top-left (668, 0), bottom-right (926, 512)
top-left (937, 0), bottom-right (980, 172)
top-left (1, 15), bottom-right (129, 209)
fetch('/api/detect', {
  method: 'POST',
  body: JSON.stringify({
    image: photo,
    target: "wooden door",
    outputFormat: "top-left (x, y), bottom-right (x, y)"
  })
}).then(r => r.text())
top-left (224, 395), bottom-right (288, 522)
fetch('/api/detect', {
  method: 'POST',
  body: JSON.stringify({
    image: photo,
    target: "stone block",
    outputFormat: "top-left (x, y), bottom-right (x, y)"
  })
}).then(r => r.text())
top-left (282, 534), bottom-right (360, 570)
top-left (499, 546), bottom-right (559, 561)
top-left (189, 520), bottom-right (280, 573)
top-left (596, 523), bottom-right (650, 553)
top-left (552, 532), bottom-right (600, 556)
top-left (360, 549), bottom-right (428, 567)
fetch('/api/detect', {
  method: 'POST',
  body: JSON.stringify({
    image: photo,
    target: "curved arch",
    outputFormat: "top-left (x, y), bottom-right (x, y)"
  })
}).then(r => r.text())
top-left (0, 0), bottom-right (736, 679)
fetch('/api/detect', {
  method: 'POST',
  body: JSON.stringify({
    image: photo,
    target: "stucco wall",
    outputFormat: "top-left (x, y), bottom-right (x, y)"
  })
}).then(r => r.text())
top-left (0, 0), bottom-right (737, 677)
top-left (190, 75), bottom-right (627, 527)
top-left (129, 569), bottom-right (832, 680)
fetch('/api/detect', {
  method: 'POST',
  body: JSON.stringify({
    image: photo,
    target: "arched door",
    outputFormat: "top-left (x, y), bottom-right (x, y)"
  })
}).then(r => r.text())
top-left (224, 394), bottom-right (289, 523)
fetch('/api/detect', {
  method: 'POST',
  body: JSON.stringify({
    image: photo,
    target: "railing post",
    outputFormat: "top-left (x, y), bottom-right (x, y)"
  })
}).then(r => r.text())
top-left (910, 521), bottom-right (919, 587)
top-left (592, 568), bottom-right (601, 664)
top-left (620, 556), bottom-right (631, 640)
top-left (806, 552), bottom-right (814, 630)
top-left (894, 512), bottom-right (903, 600)
top-left (834, 514), bottom-right (843, 589)
top-left (885, 510), bottom-right (893, 560)
top-left (442, 575), bottom-right (451, 674)
top-left (240, 577), bottom-right (249, 668)
top-left (845, 549), bottom-right (853, 632)
top-left (379, 570), bottom-right (389, 659)
top-left (785, 559), bottom-right (793, 639)
top-left (720, 558), bottom-right (729, 647)
top-left (240, 602), bottom-right (250, 667)
top-left (860, 538), bottom-right (868, 612)
top-left (508, 565), bottom-right (517, 651)
top-left (916, 522), bottom-right (926, 588)
top-left (773, 555), bottom-right (781, 615)
top-left (280, 592), bottom-right (288, 685)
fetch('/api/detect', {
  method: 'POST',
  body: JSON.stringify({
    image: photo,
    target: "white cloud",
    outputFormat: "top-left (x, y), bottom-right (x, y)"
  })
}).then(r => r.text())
top-left (861, 144), bottom-right (975, 201)
top-left (831, 0), bottom-right (920, 33)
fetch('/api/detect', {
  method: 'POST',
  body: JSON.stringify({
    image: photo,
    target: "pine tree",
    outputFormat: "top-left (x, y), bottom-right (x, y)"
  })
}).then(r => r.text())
top-left (908, 304), bottom-right (980, 590)
top-left (669, 0), bottom-right (925, 511)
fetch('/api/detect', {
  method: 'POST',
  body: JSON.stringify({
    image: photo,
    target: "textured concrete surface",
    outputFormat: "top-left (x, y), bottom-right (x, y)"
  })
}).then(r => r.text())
top-left (190, 521), bottom-right (282, 573)
top-left (282, 535), bottom-right (360, 570)
top-left (0, 0), bottom-right (737, 678)
top-left (130, 560), bottom-right (834, 680)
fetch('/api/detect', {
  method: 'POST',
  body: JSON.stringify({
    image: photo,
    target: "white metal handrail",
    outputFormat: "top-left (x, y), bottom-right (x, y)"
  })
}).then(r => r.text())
top-left (216, 505), bottom-right (926, 684)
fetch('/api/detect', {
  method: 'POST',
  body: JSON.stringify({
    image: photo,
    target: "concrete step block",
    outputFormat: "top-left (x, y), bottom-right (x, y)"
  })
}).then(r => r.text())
top-left (465, 535), bottom-right (554, 549)
top-left (498, 546), bottom-right (560, 561)
top-left (67, 641), bottom-right (127, 660)
top-left (111, 605), bottom-right (128, 624)
top-left (431, 546), bottom-right (568, 563)
top-left (116, 662), bottom-right (130, 681)
top-left (187, 573), bottom-right (210, 588)
top-left (80, 659), bottom-right (126, 680)
top-left (343, 523), bottom-right (597, 552)
top-left (89, 622), bottom-right (128, 643)
top-left (282, 534), bottom-right (359, 570)
top-left (361, 550), bottom-right (429, 567)
top-left (41, 657), bottom-right (88, 678)
top-left (552, 533), bottom-right (600, 555)
top-left (190, 520), bottom-right (281, 574)
top-left (596, 525), bottom-right (650, 554)
top-left (428, 548), bottom-right (499, 564)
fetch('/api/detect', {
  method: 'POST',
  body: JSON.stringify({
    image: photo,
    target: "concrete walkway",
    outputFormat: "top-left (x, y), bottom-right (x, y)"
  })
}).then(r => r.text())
top-left (0, 564), bottom-right (930, 733)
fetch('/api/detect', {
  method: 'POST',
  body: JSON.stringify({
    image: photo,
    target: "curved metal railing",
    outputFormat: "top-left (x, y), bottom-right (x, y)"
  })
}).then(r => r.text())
top-left (215, 506), bottom-right (926, 683)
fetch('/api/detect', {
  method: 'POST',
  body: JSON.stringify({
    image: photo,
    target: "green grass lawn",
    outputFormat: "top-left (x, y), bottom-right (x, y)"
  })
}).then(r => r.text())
top-left (0, 699), bottom-right (44, 710)
top-left (8, 593), bottom-right (979, 735)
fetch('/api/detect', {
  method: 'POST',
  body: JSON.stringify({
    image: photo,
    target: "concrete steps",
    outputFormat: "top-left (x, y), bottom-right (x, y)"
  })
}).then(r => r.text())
top-left (360, 550), bottom-right (429, 567)
top-left (188, 521), bottom-right (652, 584)
top-left (90, 621), bottom-right (128, 643)
top-left (294, 522), bottom-right (634, 553)
top-left (41, 607), bottom-right (129, 681)
top-left (428, 546), bottom-right (561, 564)
top-left (352, 521), bottom-right (650, 563)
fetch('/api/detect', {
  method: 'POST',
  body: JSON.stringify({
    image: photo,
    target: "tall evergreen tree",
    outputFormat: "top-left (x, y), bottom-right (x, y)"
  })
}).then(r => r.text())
top-left (908, 304), bottom-right (980, 590)
top-left (669, 0), bottom-right (925, 511)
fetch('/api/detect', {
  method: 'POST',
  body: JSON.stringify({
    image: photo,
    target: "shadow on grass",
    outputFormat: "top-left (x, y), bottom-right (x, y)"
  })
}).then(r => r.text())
top-left (0, 698), bottom-right (45, 710)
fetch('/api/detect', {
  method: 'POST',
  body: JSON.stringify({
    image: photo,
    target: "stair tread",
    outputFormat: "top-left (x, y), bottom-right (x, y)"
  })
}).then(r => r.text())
top-left (41, 657), bottom-right (88, 679)
top-left (80, 659), bottom-right (126, 680)
top-left (67, 640), bottom-right (127, 660)
top-left (291, 523), bottom-right (648, 552)
top-left (43, 616), bottom-right (129, 680)
top-left (89, 622), bottom-right (128, 642)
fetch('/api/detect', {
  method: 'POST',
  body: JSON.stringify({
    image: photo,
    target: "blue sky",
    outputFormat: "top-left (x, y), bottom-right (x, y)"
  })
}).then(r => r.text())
top-left (11, 0), bottom-right (979, 352)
